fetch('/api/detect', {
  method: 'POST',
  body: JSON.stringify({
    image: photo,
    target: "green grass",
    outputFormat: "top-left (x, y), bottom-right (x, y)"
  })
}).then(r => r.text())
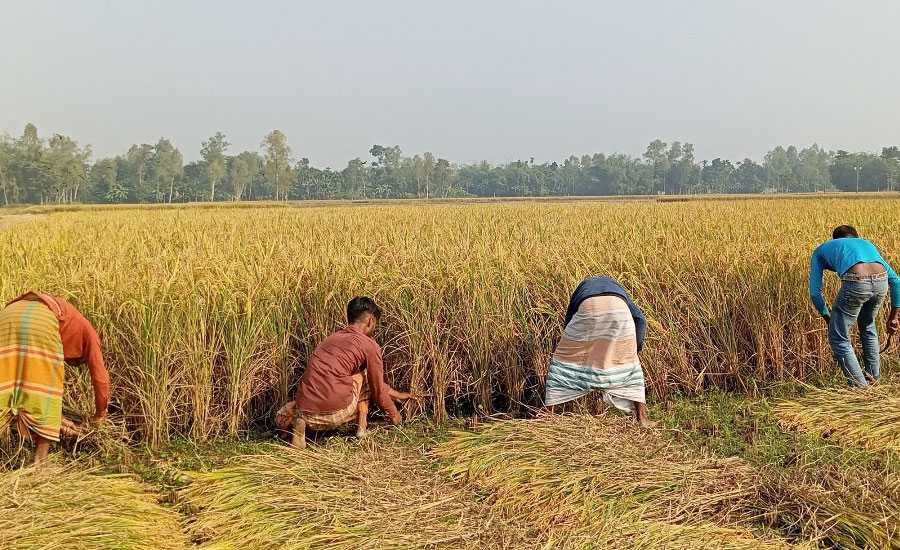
top-left (655, 385), bottom-right (900, 475)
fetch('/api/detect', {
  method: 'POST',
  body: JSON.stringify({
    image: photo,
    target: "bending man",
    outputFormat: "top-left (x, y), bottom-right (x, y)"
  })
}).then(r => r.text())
top-left (810, 225), bottom-right (900, 386)
top-left (276, 296), bottom-right (411, 448)
top-left (0, 292), bottom-right (110, 465)
top-left (545, 276), bottom-right (653, 427)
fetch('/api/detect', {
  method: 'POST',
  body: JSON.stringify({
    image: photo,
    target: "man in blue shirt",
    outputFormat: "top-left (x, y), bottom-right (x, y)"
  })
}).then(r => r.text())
top-left (810, 225), bottom-right (900, 386)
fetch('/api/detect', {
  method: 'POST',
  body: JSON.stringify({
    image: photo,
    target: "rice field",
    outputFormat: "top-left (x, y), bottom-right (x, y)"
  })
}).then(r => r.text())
top-left (1, 198), bottom-right (898, 444)
top-left (2, 197), bottom-right (900, 549)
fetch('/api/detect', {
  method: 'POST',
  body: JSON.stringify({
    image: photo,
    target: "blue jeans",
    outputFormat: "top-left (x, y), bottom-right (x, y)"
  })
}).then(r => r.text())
top-left (828, 277), bottom-right (889, 386)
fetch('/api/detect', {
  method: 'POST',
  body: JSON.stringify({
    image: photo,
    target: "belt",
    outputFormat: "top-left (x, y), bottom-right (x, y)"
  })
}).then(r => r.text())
top-left (842, 271), bottom-right (888, 281)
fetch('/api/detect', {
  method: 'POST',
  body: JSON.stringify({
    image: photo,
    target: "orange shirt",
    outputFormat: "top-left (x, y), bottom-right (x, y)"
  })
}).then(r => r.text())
top-left (8, 292), bottom-right (110, 418)
top-left (294, 325), bottom-right (400, 424)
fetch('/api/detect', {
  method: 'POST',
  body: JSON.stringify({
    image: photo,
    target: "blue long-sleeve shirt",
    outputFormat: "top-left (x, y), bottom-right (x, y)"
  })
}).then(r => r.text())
top-left (564, 276), bottom-right (647, 351)
top-left (809, 237), bottom-right (900, 316)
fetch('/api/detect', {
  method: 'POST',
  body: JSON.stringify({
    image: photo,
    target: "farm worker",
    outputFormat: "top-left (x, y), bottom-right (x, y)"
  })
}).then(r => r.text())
top-left (545, 276), bottom-right (654, 428)
top-left (810, 225), bottom-right (900, 387)
top-left (0, 292), bottom-right (109, 465)
top-left (275, 296), bottom-right (413, 448)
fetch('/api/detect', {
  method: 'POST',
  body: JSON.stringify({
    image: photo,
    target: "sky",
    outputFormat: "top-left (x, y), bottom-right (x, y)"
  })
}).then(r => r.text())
top-left (2, 1), bottom-right (899, 168)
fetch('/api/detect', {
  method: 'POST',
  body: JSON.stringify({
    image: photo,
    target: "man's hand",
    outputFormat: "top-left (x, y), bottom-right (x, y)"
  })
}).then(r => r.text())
top-left (389, 411), bottom-right (403, 425)
top-left (888, 308), bottom-right (900, 336)
top-left (60, 416), bottom-right (79, 438)
top-left (393, 392), bottom-right (412, 403)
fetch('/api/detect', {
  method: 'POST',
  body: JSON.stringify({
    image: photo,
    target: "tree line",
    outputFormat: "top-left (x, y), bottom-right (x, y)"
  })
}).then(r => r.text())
top-left (1, 123), bottom-right (898, 205)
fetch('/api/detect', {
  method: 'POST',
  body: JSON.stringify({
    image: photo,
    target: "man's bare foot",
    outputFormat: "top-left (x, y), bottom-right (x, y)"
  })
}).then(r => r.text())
top-left (291, 417), bottom-right (306, 449)
top-left (633, 401), bottom-right (656, 428)
top-left (355, 427), bottom-right (368, 439)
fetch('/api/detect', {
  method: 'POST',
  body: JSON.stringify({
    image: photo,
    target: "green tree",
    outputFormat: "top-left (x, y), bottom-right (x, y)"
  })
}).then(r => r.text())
top-left (881, 146), bottom-right (900, 192)
top-left (44, 134), bottom-right (91, 203)
top-left (125, 143), bottom-right (154, 201)
top-left (342, 158), bottom-right (368, 198)
top-left (228, 151), bottom-right (259, 201)
top-left (89, 158), bottom-right (118, 203)
top-left (16, 124), bottom-right (50, 203)
top-left (149, 139), bottom-right (184, 203)
top-left (201, 132), bottom-right (230, 201)
top-left (262, 130), bottom-right (293, 200)
top-left (0, 138), bottom-right (18, 204)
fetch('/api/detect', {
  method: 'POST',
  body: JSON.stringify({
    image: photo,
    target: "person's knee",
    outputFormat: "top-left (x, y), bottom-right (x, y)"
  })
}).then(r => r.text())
top-left (829, 337), bottom-right (853, 356)
top-left (828, 324), bottom-right (853, 350)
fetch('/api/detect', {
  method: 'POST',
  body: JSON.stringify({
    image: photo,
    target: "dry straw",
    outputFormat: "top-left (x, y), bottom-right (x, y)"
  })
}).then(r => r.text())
top-left (434, 414), bottom-right (762, 529)
top-left (436, 414), bottom-right (900, 550)
top-left (0, 464), bottom-right (188, 550)
top-left (434, 414), bottom-right (812, 548)
top-left (760, 466), bottom-right (900, 550)
top-left (181, 445), bottom-right (538, 550)
top-left (775, 385), bottom-right (900, 455)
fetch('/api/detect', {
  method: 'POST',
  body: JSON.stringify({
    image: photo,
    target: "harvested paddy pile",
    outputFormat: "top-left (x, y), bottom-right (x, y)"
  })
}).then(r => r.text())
top-left (761, 466), bottom-right (900, 550)
top-left (180, 444), bottom-right (540, 550)
top-left (774, 386), bottom-right (900, 455)
top-left (435, 414), bottom-right (900, 549)
top-left (547, 517), bottom-right (814, 550)
top-left (0, 465), bottom-right (188, 550)
top-left (434, 414), bottom-right (761, 528)
top-left (433, 414), bottom-right (810, 549)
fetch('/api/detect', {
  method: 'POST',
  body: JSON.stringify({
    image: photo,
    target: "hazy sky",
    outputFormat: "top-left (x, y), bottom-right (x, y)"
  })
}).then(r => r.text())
top-left (2, 1), bottom-right (899, 167)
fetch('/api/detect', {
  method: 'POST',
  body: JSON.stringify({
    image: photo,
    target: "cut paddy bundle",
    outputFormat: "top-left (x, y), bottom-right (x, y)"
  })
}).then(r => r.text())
top-left (774, 385), bottom-right (900, 456)
top-left (759, 465), bottom-right (900, 550)
top-left (547, 513), bottom-right (816, 550)
top-left (433, 415), bottom-right (824, 549)
top-left (435, 414), bottom-right (900, 549)
top-left (0, 464), bottom-right (188, 550)
top-left (433, 414), bottom-right (763, 530)
top-left (180, 444), bottom-right (539, 550)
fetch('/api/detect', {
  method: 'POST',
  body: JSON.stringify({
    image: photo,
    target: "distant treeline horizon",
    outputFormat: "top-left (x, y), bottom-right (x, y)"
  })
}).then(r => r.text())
top-left (1, 123), bottom-right (899, 205)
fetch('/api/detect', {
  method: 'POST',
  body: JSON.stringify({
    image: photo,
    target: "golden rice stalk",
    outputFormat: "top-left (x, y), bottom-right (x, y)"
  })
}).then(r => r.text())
top-left (759, 466), bottom-right (900, 550)
top-left (60, 412), bottom-right (135, 468)
top-left (180, 445), bottom-right (539, 550)
top-left (0, 464), bottom-right (188, 550)
top-left (549, 513), bottom-right (816, 550)
top-left (434, 414), bottom-right (760, 530)
top-left (3, 199), bottom-right (896, 438)
top-left (774, 385), bottom-right (900, 455)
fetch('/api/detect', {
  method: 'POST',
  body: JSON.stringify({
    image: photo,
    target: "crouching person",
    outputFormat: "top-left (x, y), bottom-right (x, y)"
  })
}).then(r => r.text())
top-left (275, 297), bottom-right (412, 448)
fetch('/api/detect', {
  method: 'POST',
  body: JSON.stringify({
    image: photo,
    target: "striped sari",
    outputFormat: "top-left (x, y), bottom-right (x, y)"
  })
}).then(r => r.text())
top-left (0, 297), bottom-right (66, 442)
top-left (545, 295), bottom-right (646, 412)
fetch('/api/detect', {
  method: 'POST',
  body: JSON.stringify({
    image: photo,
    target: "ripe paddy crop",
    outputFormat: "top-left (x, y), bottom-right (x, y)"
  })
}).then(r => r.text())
top-left (775, 386), bottom-right (900, 456)
top-left (0, 198), bottom-right (898, 444)
top-left (0, 465), bottom-right (187, 550)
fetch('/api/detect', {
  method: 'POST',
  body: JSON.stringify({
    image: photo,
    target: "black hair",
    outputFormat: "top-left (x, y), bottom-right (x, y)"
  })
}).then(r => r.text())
top-left (832, 225), bottom-right (859, 239)
top-left (347, 296), bottom-right (381, 323)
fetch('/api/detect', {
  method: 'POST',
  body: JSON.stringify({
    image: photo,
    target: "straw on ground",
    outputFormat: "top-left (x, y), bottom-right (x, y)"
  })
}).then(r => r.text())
top-left (0, 464), bottom-right (187, 550)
